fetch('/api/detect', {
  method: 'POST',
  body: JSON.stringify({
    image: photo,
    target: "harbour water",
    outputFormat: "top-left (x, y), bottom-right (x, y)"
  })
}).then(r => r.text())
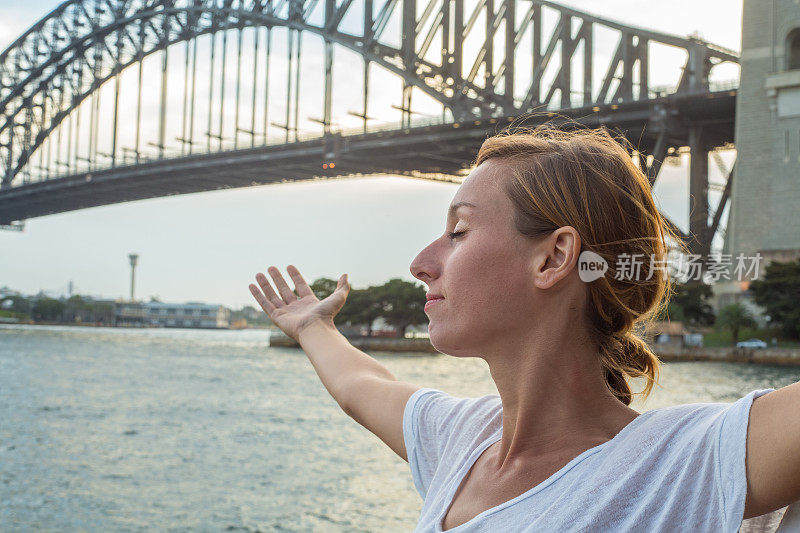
top-left (2, 324), bottom-right (799, 531)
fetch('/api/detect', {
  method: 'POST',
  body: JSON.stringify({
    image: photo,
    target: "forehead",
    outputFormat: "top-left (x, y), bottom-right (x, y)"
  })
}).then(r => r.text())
top-left (450, 159), bottom-right (508, 212)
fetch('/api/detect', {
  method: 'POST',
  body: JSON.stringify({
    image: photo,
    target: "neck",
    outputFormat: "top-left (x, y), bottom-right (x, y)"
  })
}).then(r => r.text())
top-left (481, 319), bottom-right (639, 474)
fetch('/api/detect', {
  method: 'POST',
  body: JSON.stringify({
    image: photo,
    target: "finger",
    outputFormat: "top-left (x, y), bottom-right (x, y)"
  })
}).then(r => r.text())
top-left (329, 274), bottom-right (349, 299)
top-left (255, 272), bottom-right (284, 308)
top-left (268, 265), bottom-right (297, 304)
top-left (248, 282), bottom-right (276, 315)
top-left (286, 264), bottom-right (314, 299)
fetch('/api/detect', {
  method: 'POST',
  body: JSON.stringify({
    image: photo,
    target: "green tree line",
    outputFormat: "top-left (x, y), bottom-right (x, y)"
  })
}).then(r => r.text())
top-left (309, 277), bottom-right (428, 338)
top-left (655, 258), bottom-right (800, 345)
top-left (0, 294), bottom-right (115, 324)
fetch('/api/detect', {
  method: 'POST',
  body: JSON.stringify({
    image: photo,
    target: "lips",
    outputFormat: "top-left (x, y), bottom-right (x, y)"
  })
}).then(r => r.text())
top-left (424, 295), bottom-right (444, 312)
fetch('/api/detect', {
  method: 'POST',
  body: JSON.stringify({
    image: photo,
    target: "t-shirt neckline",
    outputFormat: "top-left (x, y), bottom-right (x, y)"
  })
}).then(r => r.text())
top-left (435, 413), bottom-right (645, 533)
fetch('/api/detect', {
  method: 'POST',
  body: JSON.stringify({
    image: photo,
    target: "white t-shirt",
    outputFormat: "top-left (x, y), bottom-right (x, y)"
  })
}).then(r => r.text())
top-left (402, 386), bottom-right (791, 532)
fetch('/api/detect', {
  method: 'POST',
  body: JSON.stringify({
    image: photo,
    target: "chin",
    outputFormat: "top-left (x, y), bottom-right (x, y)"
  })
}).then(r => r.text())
top-left (428, 323), bottom-right (476, 358)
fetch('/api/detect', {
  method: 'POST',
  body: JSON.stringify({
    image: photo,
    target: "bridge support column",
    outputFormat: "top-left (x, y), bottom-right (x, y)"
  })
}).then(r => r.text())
top-left (688, 124), bottom-right (710, 258)
top-left (2, 125), bottom-right (13, 189)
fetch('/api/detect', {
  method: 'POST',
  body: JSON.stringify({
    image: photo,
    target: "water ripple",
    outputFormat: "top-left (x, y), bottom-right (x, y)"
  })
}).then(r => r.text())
top-left (2, 324), bottom-right (799, 530)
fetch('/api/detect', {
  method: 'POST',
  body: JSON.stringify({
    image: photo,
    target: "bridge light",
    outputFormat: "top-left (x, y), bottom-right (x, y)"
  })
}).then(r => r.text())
top-left (323, 163), bottom-right (328, 169)
top-left (592, 106), bottom-right (600, 112)
top-left (330, 163), bottom-right (335, 169)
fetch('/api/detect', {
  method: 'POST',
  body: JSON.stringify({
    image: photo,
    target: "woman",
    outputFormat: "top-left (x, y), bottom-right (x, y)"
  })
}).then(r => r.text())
top-left (248, 124), bottom-right (800, 532)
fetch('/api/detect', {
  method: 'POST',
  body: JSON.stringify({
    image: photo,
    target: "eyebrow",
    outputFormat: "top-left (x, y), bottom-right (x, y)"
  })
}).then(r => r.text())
top-left (448, 201), bottom-right (478, 218)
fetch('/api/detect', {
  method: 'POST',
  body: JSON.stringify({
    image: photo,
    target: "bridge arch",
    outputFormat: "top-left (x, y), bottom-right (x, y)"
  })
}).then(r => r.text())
top-left (1, 0), bottom-right (740, 189)
top-left (1, 4), bottom-right (480, 187)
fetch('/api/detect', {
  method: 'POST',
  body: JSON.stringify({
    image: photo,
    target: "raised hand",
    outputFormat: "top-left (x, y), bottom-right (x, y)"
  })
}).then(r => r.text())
top-left (248, 265), bottom-right (350, 342)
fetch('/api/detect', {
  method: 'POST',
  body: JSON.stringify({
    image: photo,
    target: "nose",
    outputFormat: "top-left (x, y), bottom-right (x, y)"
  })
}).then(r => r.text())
top-left (410, 239), bottom-right (441, 283)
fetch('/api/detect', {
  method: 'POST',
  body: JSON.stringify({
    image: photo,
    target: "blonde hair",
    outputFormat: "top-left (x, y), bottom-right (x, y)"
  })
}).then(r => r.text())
top-left (475, 120), bottom-right (686, 405)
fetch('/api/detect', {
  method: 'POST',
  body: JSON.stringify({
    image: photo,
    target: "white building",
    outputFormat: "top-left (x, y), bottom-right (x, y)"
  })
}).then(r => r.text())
top-left (115, 301), bottom-right (230, 328)
top-left (145, 301), bottom-right (230, 329)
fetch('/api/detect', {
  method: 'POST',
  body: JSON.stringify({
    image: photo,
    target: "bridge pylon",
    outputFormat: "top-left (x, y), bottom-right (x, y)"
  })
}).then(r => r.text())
top-left (713, 0), bottom-right (800, 320)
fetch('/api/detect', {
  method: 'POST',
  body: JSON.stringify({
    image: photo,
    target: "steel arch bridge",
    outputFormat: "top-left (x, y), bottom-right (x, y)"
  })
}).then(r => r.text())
top-left (0, 0), bottom-right (739, 257)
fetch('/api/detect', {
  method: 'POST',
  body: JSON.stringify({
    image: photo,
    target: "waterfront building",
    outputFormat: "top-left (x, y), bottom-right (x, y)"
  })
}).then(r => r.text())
top-left (114, 301), bottom-right (230, 328)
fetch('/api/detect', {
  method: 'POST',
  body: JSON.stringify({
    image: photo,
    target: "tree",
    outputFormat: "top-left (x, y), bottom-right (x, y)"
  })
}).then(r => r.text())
top-left (660, 301), bottom-right (686, 323)
top-left (1, 295), bottom-right (32, 316)
top-left (377, 278), bottom-right (428, 338)
top-left (310, 277), bottom-right (339, 300)
top-left (336, 287), bottom-right (383, 335)
top-left (717, 303), bottom-right (758, 346)
top-left (64, 295), bottom-right (92, 322)
top-left (91, 301), bottom-right (115, 325)
top-left (32, 297), bottom-right (65, 322)
top-left (749, 259), bottom-right (800, 340)
top-left (669, 280), bottom-right (716, 327)
top-left (308, 276), bottom-right (428, 337)
top-left (230, 304), bottom-right (271, 326)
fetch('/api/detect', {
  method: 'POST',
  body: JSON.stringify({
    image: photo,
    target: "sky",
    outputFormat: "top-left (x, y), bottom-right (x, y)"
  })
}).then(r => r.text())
top-left (0, 0), bottom-right (744, 309)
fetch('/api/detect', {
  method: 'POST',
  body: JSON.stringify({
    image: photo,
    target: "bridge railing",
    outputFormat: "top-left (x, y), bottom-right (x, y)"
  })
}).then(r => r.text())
top-left (18, 77), bottom-right (741, 182)
top-left (131, 74), bottom-right (741, 164)
top-left (648, 79), bottom-right (739, 98)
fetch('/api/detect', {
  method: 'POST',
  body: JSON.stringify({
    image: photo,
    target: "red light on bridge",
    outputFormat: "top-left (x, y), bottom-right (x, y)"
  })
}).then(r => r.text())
top-left (322, 162), bottom-right (336, 169)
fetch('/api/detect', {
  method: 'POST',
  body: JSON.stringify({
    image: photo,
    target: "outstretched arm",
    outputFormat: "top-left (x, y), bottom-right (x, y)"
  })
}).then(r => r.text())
top-left (249, 265), bottom-right (421, 461)
top-left (743, 380), bottom-right (800, 518)
top-left (297, 320), bottom-right (422, 461)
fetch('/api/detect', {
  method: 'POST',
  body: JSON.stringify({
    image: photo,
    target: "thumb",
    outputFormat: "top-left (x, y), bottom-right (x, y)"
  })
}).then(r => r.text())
top-left (337, 273), bottom-right (349, 291)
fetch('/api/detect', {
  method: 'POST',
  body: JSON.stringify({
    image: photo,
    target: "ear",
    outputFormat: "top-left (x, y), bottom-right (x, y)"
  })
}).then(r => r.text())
top-left (532, 226), bottom-right (582, 289)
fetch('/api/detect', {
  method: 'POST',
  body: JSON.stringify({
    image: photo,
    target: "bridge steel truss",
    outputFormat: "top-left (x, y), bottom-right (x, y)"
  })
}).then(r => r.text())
top-left (0, 0), bottom-right (739, 257)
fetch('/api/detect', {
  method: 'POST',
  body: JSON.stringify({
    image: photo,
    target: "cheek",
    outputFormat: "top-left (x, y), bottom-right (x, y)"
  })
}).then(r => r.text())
top-left (452, 241), bottom-right (530, 310)
top-left (431, 242), bottom-right (533, 350)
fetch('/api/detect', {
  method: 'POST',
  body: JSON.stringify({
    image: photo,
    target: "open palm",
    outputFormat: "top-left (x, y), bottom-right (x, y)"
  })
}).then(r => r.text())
top-left (248, 265), bottom-right (350, 341)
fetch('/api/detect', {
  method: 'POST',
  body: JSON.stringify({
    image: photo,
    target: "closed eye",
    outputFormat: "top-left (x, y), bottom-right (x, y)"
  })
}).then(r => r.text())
top-left (448, 231), bottom-right (466, 240)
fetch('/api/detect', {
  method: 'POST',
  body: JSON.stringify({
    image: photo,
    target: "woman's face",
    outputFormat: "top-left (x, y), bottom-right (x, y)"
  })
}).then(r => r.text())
top-left (409, 159), bottom-right (544, 356)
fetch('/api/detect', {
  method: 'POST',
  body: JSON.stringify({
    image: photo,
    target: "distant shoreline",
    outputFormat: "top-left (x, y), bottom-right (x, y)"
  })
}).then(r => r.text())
top-left (0, 320), bottom-right (274, 330)
top-left (6, 323), bottom-right (800, 367)
top-left (270, 331), bottom-right (800, 365)
top-left (269, 330), bottom-right (438, 353)
top-left (653, 344), bottom-right (800, 367)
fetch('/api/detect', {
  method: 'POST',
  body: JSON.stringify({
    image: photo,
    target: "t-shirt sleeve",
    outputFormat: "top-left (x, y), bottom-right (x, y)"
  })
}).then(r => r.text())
top-left (715, 387), bottom-right (776, 531)
top-left (403, 387), bottom-right (477, 500)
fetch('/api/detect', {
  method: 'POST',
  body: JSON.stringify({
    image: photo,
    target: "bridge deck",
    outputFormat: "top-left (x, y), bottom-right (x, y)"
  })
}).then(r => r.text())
top-left (0, 91), bottom-right (736, 226)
